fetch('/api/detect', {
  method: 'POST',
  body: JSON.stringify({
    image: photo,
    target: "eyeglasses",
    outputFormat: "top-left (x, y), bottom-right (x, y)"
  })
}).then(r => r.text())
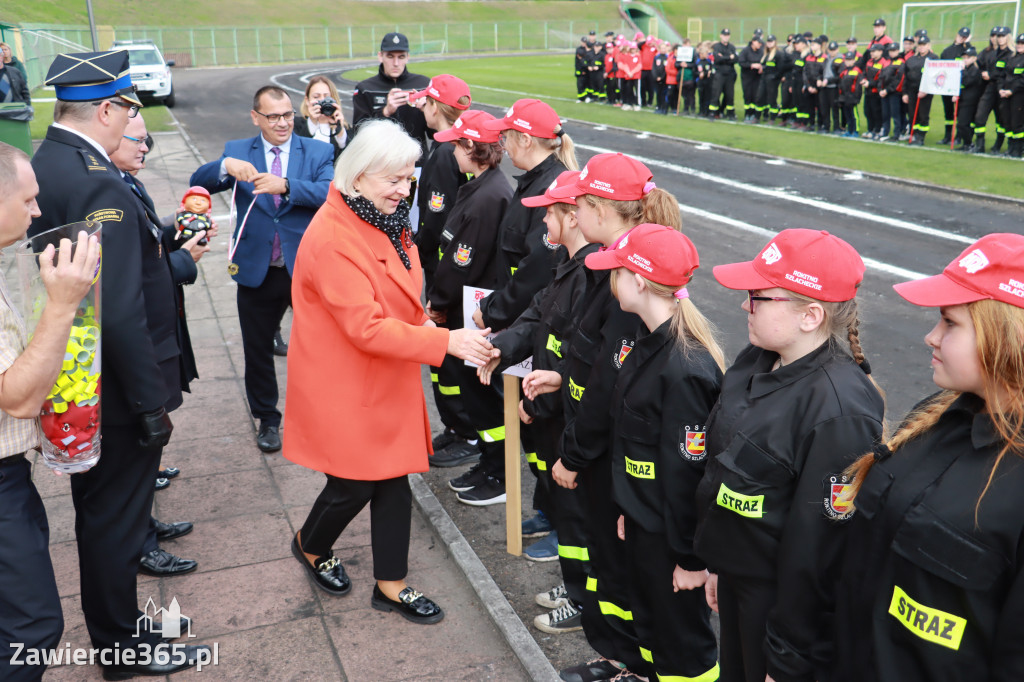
top-left (747, 290), bottom-right (797, 313)
top-left (254, 110), bottom-right (296, 124)
top-left (122, 133), bottom-right (149, 146)
top-left (110, 101), bottom-right (140, 118)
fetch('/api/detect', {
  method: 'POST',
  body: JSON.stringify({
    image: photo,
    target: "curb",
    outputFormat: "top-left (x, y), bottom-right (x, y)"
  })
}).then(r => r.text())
top-left (410, 474), bottom-right (561, 682)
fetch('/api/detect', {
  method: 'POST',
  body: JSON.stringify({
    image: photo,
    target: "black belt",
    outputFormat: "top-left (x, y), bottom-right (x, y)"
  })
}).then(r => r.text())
top-left (0, 453), bottom-right (26, 467)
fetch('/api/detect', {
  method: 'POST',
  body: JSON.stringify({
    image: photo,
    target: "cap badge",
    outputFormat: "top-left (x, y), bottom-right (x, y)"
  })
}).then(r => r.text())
top-left (505, 106), bottom-right (515, 118)
top-left (393, 36), bottom-right (400, 44)
top-left (579, 167), bottom-right (589, 181)
top-left (959, 249), bottom-right (989, 274)
top-left (761, 242), bottom-right (783, 265)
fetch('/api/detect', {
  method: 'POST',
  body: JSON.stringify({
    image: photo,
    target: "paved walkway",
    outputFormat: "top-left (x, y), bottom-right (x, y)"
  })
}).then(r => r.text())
top-left (27, 128), bottom-right (554, 681)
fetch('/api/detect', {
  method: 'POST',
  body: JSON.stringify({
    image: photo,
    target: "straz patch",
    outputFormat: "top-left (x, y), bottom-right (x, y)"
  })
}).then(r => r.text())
top-left (85, 209), bottom-right (123, 223)
top-left (624, 456), bottom-right (655, 479)
top-left (568, 377), bottom-right (585, 401)
top-left (717, 482), bottom-right (764, 518)
top-left (453, 243), bottom-right (473, 267)
top-left (612, 338), bottom-right (635, 369)
top-left (888, 585), bottom-right (967, 650)
top-left (428, 191), bottom-right (446, 212)
top-left (542, 231), bottom-right (560, 250)
top-left (680, 425), bottom-right (707, 461)
top-left (823, 473), bottom-right (855, 520)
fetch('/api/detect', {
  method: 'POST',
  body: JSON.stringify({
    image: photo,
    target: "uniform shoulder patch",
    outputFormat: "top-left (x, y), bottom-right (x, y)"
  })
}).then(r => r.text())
top-left (85, 209), bottom-right (123, 223)
top-left (428, 191), bottom-right (446, 213)
top-left (78, 149), bottom-right (109, 172)
top-left (542, 231), bottom-right (560, 250)
top-left (454, 243), bottom-right (473, 267)
top-left (679, 425), bottom-right (707, 461)
top-left (612, 338), bottom-right (635, 369)
top-left (823, 473), bottom-right (855, 520)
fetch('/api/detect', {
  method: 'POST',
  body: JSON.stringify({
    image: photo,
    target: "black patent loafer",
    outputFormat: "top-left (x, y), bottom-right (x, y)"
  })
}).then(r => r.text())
top-left (291, 535), bottom-right (351, 595)
top-left (257, 423), bottom-right (282, 453)
top-left (371, 584), bottom-right (444, 624)
top-left (158, 466), bottom-right (181, 479)
top-left (139, 548), bottom-right (198, 577)
top-left (273, 330), bottom-right (288, 356)
top-left (154, 519), bottom-right (194, 541)
top-left (101, 643), bottom-right (211, 680)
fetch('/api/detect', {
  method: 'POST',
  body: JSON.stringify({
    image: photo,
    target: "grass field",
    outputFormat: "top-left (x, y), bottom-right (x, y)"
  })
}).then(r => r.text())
top-left (28, 100), bottom-right (175, 140)
top-left (345, 55), bottom-right (1021, 199)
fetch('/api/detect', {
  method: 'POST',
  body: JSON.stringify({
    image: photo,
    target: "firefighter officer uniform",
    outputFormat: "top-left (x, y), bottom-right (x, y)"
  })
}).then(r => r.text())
top-left (710, 29), bottom-right (739, 119)
top-left (693, 230), bottom-right (884, 682)
top-left (587, 225), bottom-right (722, 682)
top-left (835, 233), bottom-right (1024, 681)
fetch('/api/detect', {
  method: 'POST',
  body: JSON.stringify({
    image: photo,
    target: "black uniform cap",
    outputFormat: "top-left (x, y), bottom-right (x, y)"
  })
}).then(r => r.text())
top-left (589, 30), bottom-right (596, 35)
top-left (843, 50), bottom-right (857, 59)
top-left (766, 35), bottom-right (777, 42)
top-left (605, 31), bottom-right (615, 37)
top-left (874, 18), bottom-right (886, 27)
top-left (963, 46), bottom-right (978, 56)
top-left (914, 29), bottom-right (928, 37)
top-left (1017, 33), bottom-right (1024, 43)
top-left (803, 31), bottom-right (815, 39)
top-left (996, 26), bottom-right (1011, 36)
top-left (869, 43), bottom-right (885, 51)
top-left (828, 41), bottom-right (839, 50)
top-left (958, 27), bottom-right (971, 38)
top-left (380, 32), bottom-right (410, 52)
top-left (847, 36), bottom-right (858, 43)
top-left (887, 42), bottom-right (901, 51)
top-left (721, 28), bottom-right (731, 35)
top-left (903, 36), bottom-right (915, 42)
top-left (918, 35), bottom-right (931, 44)
top-left (793, 35), bottom-right (808, 44)
top-left (45, 50), bottom-right (141, 105)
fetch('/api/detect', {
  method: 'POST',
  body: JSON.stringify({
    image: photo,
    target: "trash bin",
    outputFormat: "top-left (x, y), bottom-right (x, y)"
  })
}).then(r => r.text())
top-left (0, 102), bottom-right (34, 155)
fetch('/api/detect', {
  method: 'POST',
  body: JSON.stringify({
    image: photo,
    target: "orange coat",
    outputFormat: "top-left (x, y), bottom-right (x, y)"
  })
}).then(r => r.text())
top-left (283, 188), bottom-right (449, 480)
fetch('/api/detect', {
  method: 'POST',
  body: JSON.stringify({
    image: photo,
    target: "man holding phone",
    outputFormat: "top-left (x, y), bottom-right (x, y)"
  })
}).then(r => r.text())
top-left (352, 32), bottom-right (431, 154)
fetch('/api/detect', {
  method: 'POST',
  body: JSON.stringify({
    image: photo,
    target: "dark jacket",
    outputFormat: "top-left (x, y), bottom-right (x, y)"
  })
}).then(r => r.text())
top-left (575, 44), bottom-right (591, 76)
top-left (351, 65), bottom-right (432, 155)
top-left (960, 63), bottom-right (985, 102)
top-left (763, 49), bottom-right (790, 79)
top-left (863, 57), bottom-right (890, 93)
top-left (940, 41), bottom-right (969, 61)
top-left (29, 126), bottom-right (184, 424)
top-left (738, 43), bottom-right (766, 74)
top-left (610, 320), bottom-right (722, 568)
top-left (0, 63), bottom-right (30, 104)
top-left (293, 115), bottom-right (348, 161)
top-left (477, 153), bottom-right (566, 331)
top-left (712, 41), bottom-right (739, 74)
top-left (903, 50), bottom-right (940, 96)
top-left (835, 393), bottom-right (1024, 682)
top-left (693, 342), bottom-right (884, 682)
top-left (999, 51), bottom-right (1024, 93)
top-left (802, 54), bottom-right (825, 88)
top-left (838, 65), bottom-right (863, 105)
top-left (880, 57), bottom-right (905, 93)
top-left (415, 140), bottom-right (468, 276)
top-left (426, 166), bottom-right (512, 329)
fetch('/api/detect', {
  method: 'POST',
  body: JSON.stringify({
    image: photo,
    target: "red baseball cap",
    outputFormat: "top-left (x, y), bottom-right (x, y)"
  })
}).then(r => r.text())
top-left (548, 152), bottom-right (654, 201)
top-left (713, 229), bottom-right (865, 302)
top-left (408, 74), bottom-right (471, 109)
top-left (481, 98), bottom-right (562, 138)
top-left (893, 233), bottom-right (1024, 309)
top-left (521, 170), bottom-right (581, 207)
top-left (585, 223), bottom-right (698, 287)
top-left (433, 109), bottom-right (501, 143)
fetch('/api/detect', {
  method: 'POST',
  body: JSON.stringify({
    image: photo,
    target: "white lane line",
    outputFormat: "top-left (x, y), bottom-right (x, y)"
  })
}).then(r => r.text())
top-left (577, 142), bottom-right (976, 246)
top-left (678, 203), bottom-right (928, 281)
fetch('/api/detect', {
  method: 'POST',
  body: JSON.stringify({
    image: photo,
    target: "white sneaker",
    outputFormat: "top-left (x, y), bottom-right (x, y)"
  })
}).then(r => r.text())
top-left (536, 583), bottom-right (569, 609)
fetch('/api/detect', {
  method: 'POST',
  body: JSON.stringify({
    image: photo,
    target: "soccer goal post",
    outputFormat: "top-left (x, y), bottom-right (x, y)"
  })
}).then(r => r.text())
top-left (901, 0), bottom-right (1020, 43)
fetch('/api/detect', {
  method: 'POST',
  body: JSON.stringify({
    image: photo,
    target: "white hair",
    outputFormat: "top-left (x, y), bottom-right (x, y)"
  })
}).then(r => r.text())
top-left (333, 119), bottom-right (422, 196)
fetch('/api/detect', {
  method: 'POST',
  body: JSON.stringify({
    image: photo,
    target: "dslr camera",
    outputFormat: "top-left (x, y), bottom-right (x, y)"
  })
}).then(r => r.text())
top-left (315, 97), bottom-right (338, 118)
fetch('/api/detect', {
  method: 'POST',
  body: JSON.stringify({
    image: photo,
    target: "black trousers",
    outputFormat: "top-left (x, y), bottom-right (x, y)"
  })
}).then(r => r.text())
top-left (624, 518), bottom-right (718, 681)
top-left (458, 364), bottom-right (505, 479)
top-left (911, 92), bottom-right (933, 132)
top-left (0, 457), bottom-right (63, 681)
top-left (588, 69), bottom-right (604, 99)
top-left (941, 93), bottom-right (957, 130)
top-left (957, 95), bottom-right (980, 143)
top-left (864, 92), bottom-right (882, 132)
top-left (973, 83), bottom-right (1000, 133)
top-left (697, 78), bottom-right (713, 115)
top-left (430, 353), bottom-right (477, 441)
top-left (641, 70), bottom-right (655, 106)
top-left (760, 75), bottom-right (781, 118)
top-left (237, 265), bottom-right (291, 427)
top-left (740, 72), bottom-right (761, 116)
top-left (710, 72), bottom-right (736, 116)
top-left (819, 88), bottom-right (841, 131)
top-left (299, 474), bottom-right (412, 581)
top-left (717, 572), bottom-right (776, 682)
top-left (72, 424), bottom-right (163, 650)
top-left (576, 72), bottom-right (588, 100)
top-left (680, 81), bottom-right (695, 112)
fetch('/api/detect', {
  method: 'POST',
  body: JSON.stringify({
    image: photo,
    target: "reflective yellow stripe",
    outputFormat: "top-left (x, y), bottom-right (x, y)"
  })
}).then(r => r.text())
top-left (888, 585), bottom-right (967, 650)
top-left (430, 373), bottom-right (439, 382)
top-left (568, 377), bottom-right (585, 402)
top-left (438, 384), bottom-right (461, 396)
top-left (510, 266), bottom-right (518, 276)
top-left (546, 334), bottom-right (563, 358)
top-left (438, 247), bottom-right (444, 261)
top-left (586, 576), bottom-right (597, 592)
top-left (558, 544), bottom-right (590, 561)
top-left (599, 600), bottom-right (633, 621)
top-left (625, 456), bottom-right (655, 479)
top-left (479, 426), bottom-right (506, 443)
top-left (525, 452), bottom-right (547, 472)
top-left (639, 647), bottom-right (654, 663)
top-left (657, 662), bottom-right (721, 682)
top-left (716, 482), bottom-right (764, 518)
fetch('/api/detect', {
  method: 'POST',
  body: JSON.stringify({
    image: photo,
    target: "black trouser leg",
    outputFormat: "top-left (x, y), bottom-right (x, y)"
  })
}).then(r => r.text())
top-left (722, 73), bottom-right (736, 117)
top-left (576, 73), bottom-right (587, 100)
top-left (72, 424), bottom-right (162, 650)
top-left (0, 459), bottom-right (63, 681)
top-left (300, 474), bottom-right (412, 581)
top-left (430, 353), bottom-right (477, 440)
top-left (716, 573), bottom-right (776, 682)
top-left (237, 266), bottom-right (291, 426)
top-left (458, 365), bottom-right (505, 479)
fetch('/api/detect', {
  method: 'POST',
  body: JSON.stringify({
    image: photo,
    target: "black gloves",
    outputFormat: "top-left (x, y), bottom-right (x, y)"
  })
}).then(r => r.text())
top-left (138, 407), bottom-right (173, 449)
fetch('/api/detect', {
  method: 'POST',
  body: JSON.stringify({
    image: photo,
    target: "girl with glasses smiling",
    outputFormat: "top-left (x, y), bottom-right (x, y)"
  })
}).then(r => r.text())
top-left (693, 229), bottom-right (885, 682)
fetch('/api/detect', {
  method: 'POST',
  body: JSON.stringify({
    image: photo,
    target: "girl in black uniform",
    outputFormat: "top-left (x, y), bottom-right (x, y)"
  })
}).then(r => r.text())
top-left (533, 153), bottom-right (682, 682)
top-left (835, 233), bottom-right (1024, 682)
top-left (586, 224), bottom-right (725, 682)
top-left (693, 229), bottom-right (885, 682)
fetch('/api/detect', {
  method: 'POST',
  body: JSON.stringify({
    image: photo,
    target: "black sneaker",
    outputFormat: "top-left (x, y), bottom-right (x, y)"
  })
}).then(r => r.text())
top-left (534, 601), bottom-right (583, 634)
top-left (456, 476), bottom-right (506, 506)
top-left (429, 439), bottom-right (481, 468)
top-left (448, 463), bottom-right (488, 492)
top-left (431, 429), bottom-right (458, 451)
top-left (559, 658), bottom-right (625, 682)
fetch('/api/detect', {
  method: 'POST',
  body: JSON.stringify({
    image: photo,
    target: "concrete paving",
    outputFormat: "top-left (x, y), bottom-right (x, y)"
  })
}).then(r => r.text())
top-left (28, 128), bottom-right (555, 681)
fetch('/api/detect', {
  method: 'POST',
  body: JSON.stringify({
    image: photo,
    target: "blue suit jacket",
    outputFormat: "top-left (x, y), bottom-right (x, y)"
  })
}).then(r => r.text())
top-left (190, 134), bottom-right (334, 288)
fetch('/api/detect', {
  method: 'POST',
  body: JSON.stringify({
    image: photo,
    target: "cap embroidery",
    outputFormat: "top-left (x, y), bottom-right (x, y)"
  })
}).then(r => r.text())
top-left (958, 249), bottom-right (989, 274)
top-left (393, 36), bottom-right (400, 43)
top-left (761, 242), bottom-right (783, 265)
top-left (579, 167), bottom-right (589, 181)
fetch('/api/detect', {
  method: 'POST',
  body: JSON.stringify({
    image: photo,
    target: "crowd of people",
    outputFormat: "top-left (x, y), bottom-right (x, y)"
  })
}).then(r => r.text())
top-left (2, 24), bottom-right (1024, 682)
top-left (575, 20), bottom-right (1024, 156)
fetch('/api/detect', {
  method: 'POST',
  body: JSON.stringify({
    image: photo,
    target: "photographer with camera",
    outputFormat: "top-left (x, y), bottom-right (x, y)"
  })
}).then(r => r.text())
top-left (295, 75), bottom-right (349, 161)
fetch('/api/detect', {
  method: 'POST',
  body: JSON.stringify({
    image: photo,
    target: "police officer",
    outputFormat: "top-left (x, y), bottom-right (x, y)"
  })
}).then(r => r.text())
top-left (939, 27), bottom-right (973, 143)
top-left (694, 229), bottom-right (884, 682)
top-left (835, 233), bottom-right (1024, 682)
top-left (972, 27), bottom-right (1013, 153)
top-left (710, 29), bottom-right (739, 119)
top-left (903, 35), bottom-right (939, 145)
top-left (28, 50), bottom-right (209, 677)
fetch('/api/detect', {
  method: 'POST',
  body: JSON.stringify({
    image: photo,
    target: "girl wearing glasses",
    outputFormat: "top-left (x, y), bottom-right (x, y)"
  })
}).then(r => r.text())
top-left (693, 229), bottom-right (885, 682)
top-left (834, 234), bottom-right (1024, 681)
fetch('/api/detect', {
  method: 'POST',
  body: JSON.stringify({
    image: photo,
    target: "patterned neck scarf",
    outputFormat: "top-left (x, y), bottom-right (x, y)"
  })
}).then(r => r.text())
top-left (343, 194), bottom-right (413, 269)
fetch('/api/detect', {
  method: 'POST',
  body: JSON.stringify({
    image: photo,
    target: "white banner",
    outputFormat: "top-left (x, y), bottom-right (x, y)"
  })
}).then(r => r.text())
top-left (676, 46), bottom-right (695, 62)
top-left (462, 286), bottom-right (532, 377)
top-left (921, 60), bottom-right (962, 96)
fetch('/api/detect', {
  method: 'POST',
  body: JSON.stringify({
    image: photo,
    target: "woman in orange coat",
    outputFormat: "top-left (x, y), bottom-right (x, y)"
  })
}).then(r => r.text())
top-left (283, 119), bottom-right (492, 624)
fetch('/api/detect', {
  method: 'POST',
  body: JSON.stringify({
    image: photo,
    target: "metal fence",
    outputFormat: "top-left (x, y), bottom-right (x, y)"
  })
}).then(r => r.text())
top-left (2, 20), bottom-right (633, 91)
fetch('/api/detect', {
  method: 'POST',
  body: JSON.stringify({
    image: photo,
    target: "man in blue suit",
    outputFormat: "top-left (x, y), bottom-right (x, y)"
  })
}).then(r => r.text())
top-left (191, 85), bottom-right (333, 452)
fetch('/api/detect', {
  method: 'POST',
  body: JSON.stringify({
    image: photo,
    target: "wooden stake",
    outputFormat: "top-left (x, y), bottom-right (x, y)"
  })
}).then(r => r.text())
top-left (503, 374), bottom-right (522, 556)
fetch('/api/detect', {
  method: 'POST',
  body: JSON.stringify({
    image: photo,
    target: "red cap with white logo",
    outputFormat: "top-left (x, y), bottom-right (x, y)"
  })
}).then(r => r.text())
top-left (433, 110), bottom-right (501, 143)
top-left (893, 233), bottom-right (1024, 308)
top-left (548, 152), bottom-right (654, 201)
top-left (408, 74), bottom-right (471, 109)
top-left (521, 170), bottom-right (581, 207)
top-left (481, 98), bottom-right (562, 138)
top-left (713, 229), bottom-right (865, 302)
top-left (585, 223), bottom-right (698, 287)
